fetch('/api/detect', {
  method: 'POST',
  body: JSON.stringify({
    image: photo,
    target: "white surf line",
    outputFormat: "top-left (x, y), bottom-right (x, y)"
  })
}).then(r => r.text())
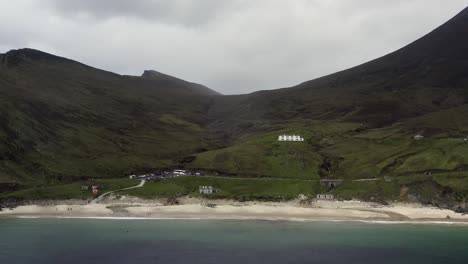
top-left (92, 180), bottom-right (146, 204)
top-left (9, 215), bottom-right (468, 225)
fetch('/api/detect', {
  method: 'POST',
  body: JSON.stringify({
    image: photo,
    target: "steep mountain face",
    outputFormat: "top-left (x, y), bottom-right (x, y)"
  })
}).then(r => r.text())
top-left (209, 7), bottom-right (468, 129)
top-left (0, 49), bottom-right (218, 182)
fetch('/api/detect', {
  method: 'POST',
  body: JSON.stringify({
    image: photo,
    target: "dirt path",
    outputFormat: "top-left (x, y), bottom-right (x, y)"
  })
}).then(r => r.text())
top-left (92, 180), bottom-right (146, 204)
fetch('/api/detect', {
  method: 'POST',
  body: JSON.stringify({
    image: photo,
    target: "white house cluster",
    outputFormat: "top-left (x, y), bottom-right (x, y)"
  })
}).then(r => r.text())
top-left (277, 135), bottom-right (305, 142)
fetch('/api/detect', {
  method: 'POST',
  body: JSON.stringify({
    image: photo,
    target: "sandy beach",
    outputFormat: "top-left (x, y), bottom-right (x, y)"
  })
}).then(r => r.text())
top-left (2, 195), bottom-right (468, 224)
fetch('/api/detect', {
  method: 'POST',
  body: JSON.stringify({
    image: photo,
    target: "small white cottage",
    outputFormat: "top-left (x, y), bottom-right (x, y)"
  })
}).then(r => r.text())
top-left (316, 194), bottom-right (335, 200)
top-left (199, 186), bottom-right (214, 194)
top-left (278, 135), bottom-right (305, 142)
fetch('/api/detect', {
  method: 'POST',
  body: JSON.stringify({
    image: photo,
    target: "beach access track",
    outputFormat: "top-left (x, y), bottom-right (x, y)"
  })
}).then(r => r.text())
top-left (92, 180), bottom-right (146, 204)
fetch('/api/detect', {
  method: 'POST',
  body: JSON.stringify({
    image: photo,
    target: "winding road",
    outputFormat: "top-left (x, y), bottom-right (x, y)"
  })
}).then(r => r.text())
top-left (92, 180), bottom-right (146, 204)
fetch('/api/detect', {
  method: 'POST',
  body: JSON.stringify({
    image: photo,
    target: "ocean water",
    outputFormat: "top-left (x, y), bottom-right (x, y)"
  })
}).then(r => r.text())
top-left (1, 218), bottom-right (468, 264)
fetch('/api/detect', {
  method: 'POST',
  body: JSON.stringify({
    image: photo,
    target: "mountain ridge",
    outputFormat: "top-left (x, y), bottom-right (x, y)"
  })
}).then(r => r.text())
top-left (0, 48), bottom-right (221, 96)
top-left (205, 6), bottom-right (468, 129)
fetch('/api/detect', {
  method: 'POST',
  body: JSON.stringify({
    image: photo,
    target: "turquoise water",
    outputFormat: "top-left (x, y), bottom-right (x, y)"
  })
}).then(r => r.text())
top-left (1, 218), bottom-right (468, 263)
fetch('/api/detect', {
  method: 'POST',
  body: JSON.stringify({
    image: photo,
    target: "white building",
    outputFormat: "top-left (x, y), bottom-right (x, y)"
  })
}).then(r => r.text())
top-left (199, 186), bottom-right (213, 194)
top-left (278, 134), bottom-right (305, 142)
top-left (316, 194), bottom-right (334, 200)
top-left (173, 170), bottom-right (186, 176)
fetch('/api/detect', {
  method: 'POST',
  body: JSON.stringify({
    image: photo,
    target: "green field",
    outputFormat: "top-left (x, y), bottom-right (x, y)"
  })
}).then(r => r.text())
top-left (0, 178), bottom-right (136, 201)
top-left (190, 118), bottom-right (468, 180)
top-left (189, 121), bottom-right (362, 179)
top-left (2, 115), bottom-right (468, 204)
top-left (121, 172), bottom-right (468, 203)
top-left (123, 177), bottom-right (323, 201)
top-left (330, 180), bottom-right (401, 202)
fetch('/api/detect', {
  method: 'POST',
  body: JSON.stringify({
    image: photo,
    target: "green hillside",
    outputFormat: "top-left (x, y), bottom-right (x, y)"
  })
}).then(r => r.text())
top-left (189, 121), bottom-right (360, 179)
top-left (0, 48), bottom-right (217, 184)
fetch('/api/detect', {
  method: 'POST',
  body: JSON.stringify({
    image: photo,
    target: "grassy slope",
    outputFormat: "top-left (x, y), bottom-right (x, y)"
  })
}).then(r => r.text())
top-left (190, 121), bottom-right (361, 179)
top-left (123, 177), bottom-right (322, 201)
top-left (0, 178), bottom-right (136, 200)
top-left (6, 107), bottom-right (468, 203)
top-left (3, 103), bottom-right (467, 202)
top-left (0, 49), bottom-right (215, 184)
top-left (191, 110), bottom-right (468, 180)
top-left (180, 109), bottom-right (468, 203)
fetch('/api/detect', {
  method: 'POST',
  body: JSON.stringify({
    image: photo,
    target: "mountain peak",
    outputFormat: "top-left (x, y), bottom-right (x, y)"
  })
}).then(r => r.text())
top-left (1, 48), bottom-right (70, 67)
top-left (142, 70), bottom-right (166, 79)
top-left (141, 69), bottom-right (187, 83)
top-left (6, 48), bottom-right (61, 60)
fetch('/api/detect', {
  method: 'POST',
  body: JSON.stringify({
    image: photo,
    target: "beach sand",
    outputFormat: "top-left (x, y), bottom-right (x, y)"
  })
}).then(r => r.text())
top-left (2, 196), bottom-right (468, 224)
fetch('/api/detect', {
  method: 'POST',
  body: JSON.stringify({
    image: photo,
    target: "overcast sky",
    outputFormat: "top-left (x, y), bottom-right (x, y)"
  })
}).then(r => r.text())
top-left (0, 0), bottom-right (466, 94)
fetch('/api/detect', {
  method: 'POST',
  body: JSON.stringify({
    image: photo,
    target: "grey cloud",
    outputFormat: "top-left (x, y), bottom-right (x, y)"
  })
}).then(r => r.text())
top-left (1, 0), bottom-right (467, 94)
top-left (46, 0), bottom-right (241, 27)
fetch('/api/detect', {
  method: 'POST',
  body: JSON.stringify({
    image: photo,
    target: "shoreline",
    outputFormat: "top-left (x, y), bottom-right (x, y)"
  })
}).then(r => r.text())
top-left (6, 215), bottom-right (468, 226)
top-left (2, 196), bottom-right (468, 225)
